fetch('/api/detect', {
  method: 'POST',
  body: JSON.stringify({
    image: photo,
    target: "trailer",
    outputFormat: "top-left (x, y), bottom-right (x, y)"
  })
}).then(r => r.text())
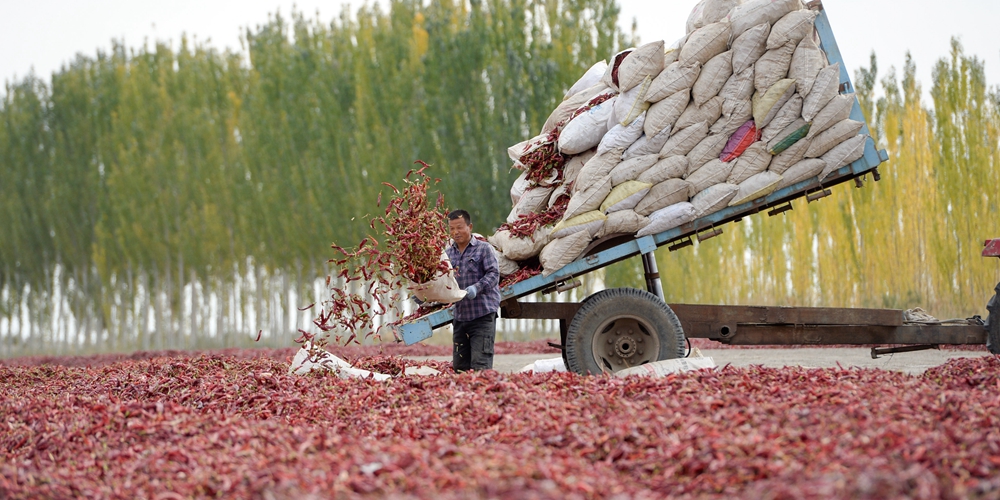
top-left (394, 2), bottom-right (998, 373)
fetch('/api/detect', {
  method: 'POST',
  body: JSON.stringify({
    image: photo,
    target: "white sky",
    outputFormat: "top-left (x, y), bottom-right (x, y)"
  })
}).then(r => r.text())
top-left (2, 0), bottom-right (999, 105)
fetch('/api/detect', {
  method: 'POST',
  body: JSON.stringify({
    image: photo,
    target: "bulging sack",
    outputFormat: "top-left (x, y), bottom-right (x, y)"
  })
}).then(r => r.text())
top-left (760, 92), bottom-right (802, 142)
top-left (636, 202), bottom-right (698, 237)
top-left (602, 180), bottom-right (653, 213)
top-left (692, 51), bottom-right (734, 106)
top-left (634, 178), bottom-right (693, 216)
top-left (623, 127), bottom-right (672, 160)
top-left (720, 120), bottom-right (761, 162)
top-left (559, 95), bottom-right (617, 155)
top-left (564, 61), bottom-right (609, 100)
top-left (767, 9), bottom-right (818, 50)
top-left (680, 22), bottom-right (732, 67)
top-left (614, 77), bottom-right (653, 126)
top-left (597, 209), bottom-right (651, 238)
top-left (563, 148), bottom-right (597, 185)
top-left (686, 134), bottom-right (730, 173)
top-left (610, 154), bottom-right (659, 186)
top-left (662, 121), bottom-right (710, 157)
top-left (676, 96), bottom-right (725, 131)
top-left (728, 141), bottom-right (772, 183)
top-left (728, 0), bottom-right (803, 39)
top-left (711, 99), bottom-right (753, 136)
top-left (540, 230), bottom-right (593, 276)
top-left (647, 62), bottom-right (701, 104)
top-left (613, 40), bottom-right (666, 93)
top-left (808, 93), bottom-right (855, 138)
top-left (730, 170), bottom-right (783, 205)
top-left (543, 83), bottom-right (607, 134)
top-left (408, 251), bottom-right (467, 304)
top-left (638, 155), bottom-right (690, 184)
top-left (510, 170), bottom-right (529, 205)
top-left (752, 78), bottom-right (797, 128)
top-left (731, 23), bottom-right (770, 74)
top-left (686, 158), bottom-right (735, 194)
top-left (720, 66), bottom-right (756, 102)
top-left (788, 34), bottom-right (826, 96)
top-left (507, 185), bottom-right (555, 223)
top-left (575, 148), bottom-right (623, 192)
top-left (776, 157), bottom-right (826, 189)
top-left (502, 225), bottom-right (554, 261)
top-left (754, 41), bottom-right (796, 93)
top-left (768, 136), bottom-right (809, 174)
top-left (598, 113), bottom-right (645, 155)
top-left (692, 183), bottom-right (740, 217)
top-left (767, 118), bottom-right (810, 155)
top-left (805, 118), bottom-right (863, 158)
top-left (564, 176), bottom-right (612, 219)
top-left (819, 134), bottom-right (867, 179)
top-left (801, 63), bottom-right (840, 122)
top-left (551, 211), bottom-right (607, 239)
top-left (645, 89), bottom-right (690, 136)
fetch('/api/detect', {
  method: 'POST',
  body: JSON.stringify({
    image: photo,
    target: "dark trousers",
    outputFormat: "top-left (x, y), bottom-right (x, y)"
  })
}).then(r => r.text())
top-left (452, 312), bottom-right (496, 372)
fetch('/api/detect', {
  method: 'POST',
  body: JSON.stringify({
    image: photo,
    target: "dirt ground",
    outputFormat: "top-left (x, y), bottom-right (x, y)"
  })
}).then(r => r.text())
top-left (409, 348), bottom-right (992, 375)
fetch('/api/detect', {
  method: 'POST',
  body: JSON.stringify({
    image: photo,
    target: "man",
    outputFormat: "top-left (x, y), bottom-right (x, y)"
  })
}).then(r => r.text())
top-left (445, 209), bottom-right (500, 372)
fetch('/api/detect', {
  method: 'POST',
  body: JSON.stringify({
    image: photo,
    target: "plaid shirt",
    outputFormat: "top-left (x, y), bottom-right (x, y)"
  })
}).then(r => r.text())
top-left (446, 237), bottom-right (500, 322)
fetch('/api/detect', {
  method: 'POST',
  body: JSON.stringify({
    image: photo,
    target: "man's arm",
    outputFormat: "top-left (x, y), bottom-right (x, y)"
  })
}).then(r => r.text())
top-left (472, 244), bottom-right (499, 295)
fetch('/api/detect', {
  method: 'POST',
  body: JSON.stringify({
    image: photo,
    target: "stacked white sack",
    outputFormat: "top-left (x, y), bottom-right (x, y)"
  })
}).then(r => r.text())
top-left (492, 0), bottom-right (869, 278)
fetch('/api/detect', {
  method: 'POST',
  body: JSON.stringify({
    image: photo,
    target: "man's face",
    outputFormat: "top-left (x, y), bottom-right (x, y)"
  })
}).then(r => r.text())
top-left (449, 217), bottom-right (472, 247)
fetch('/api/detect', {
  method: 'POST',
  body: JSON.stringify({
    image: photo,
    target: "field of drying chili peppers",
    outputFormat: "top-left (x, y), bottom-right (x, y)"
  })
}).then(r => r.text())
top-left (3, 347), bottom-right (1000, 499)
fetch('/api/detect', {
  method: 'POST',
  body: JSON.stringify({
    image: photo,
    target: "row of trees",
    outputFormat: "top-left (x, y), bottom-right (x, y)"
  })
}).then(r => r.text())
top-left (610, 41), bottom-right (1000, 321)
top-left (0, 0), bottom-right (631, 355)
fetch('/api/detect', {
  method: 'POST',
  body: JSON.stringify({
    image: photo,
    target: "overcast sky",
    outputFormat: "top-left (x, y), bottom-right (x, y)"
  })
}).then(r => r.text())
top-left (3, 0), bottom-right (999, 104)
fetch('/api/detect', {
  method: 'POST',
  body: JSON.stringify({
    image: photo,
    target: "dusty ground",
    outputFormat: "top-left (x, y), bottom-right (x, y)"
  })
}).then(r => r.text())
top-left (409, 348), bottom-right (992, 375)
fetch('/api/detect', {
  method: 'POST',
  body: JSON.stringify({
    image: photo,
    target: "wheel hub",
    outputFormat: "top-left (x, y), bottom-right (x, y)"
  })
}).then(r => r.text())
top-left (615, 335), bottom-right (638, 358)
top-left (592, 316), bottom-right (659, 372)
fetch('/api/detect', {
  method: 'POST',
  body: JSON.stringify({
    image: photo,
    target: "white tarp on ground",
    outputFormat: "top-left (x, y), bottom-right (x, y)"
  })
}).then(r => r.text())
top-left (615, 352), bottom-right (716, 377)
top-left (519, 357), bottom-right (569, 373)
top-left (288, 344), bottom-right (441, 380)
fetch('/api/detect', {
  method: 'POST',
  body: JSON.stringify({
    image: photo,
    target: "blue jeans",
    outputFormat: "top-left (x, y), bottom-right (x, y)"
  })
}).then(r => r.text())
top-left (452, 312), bottom-right (496, 372)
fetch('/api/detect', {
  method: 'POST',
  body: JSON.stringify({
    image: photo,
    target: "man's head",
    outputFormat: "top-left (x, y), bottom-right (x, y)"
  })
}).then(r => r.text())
top-left (448, 210), bottom-right (472, 247)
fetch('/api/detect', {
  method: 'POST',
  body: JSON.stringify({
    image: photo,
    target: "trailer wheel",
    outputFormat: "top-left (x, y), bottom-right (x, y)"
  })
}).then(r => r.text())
top-left (987, 282), bottom-right (1000, 354)
top-left (564, 288), bottom-right (685, 375)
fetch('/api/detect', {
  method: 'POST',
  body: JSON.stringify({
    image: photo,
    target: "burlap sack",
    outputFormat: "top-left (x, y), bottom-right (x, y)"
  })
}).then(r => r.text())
top-left (602, 180), bottom-right (653, 213)
top-left (558, 95), bottom-right (617, 155)
top-left (768, 137), bottom-right (809, 174)
top-left (623, 127), bottom-right (672, 160)
top-left (693, 51), bottom-right (734, 106)
top-left (805, 119), bottom-right (863, 158)
top-left (730, 170), bottom-right (783, 205)
top-left (728, 141), bottom-right (772, 183)
top-left (647, 62), bottom-right (701, 103)
top-left (760, 93), bottom-right (802, 142)
top-left (680, 22), bottom-right (732, 67)
top-left (711, 99), bottom-right (753, 136)
top-left (776, 157), bottom-right (826, 189)
top-left (752, 78), bottom-right (796, 128)
top-left (728, 0), bottom-right (803, 38)
top-left (598, 113), bottom-right (646, 155)
top-left (676, 95), bottom-right (725, 131)
top-left (610, 154), bottom-right (659, 186)
top-left (686, 134), bottom-right (730, 174)
top-left (788, 34), bottom-right (826, 96)
top-left (614, 40), bottom-right (666, 93)
top-left (634, 178), bottom-right (694, 215)
top-left (754, 41), bottom-right (796, 93)
top-left (638, 156), bottom-right (690, 184)
top-left (807, 93), bottom-right (854, 138)
top-left (819, 134), bottom-right (867, 179)
top-left (801, 63), bottom-right (840, 122)
top-left (540, 229), bottom-right (593, 276)
top-left (767, 9), bottom-right (818, 50)
top-left (542, 83), bottom-right (607, 134)
top-left (720, 67), bottom-right (756, 102)
top-left (692, 183), bottom-right (740, 217)
top-left (574, 148), bottom-right (623, 193)
top-left (645, 89), bottom-right (690, 136)
top-left (596, 209), bottom-right (652, 238)
top-left (661, 121), bottom-right (710, 157)
top-left (636, 202), bottom-right (697, 237)
top-left (564, 176), bottom-right (613, 219)
top-left (731, 23), bottom-right (770, 74)
top-left (551, 211), bottom-right (607, 239)
top-left (686, 158), bottom-right (735, 194)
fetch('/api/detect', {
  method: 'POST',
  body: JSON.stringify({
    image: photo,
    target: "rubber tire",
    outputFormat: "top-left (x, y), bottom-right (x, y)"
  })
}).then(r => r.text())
top-left (987, 282), bottom-right (1000, 354)
top-left (564, 288), bottom-right (686, 375)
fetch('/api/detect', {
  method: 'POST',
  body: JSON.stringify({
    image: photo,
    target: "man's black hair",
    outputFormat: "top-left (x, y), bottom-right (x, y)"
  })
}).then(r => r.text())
top-left (448, 209), bottom-right (472, 225)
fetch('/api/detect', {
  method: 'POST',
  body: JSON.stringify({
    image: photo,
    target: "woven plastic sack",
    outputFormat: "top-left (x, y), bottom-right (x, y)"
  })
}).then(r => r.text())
top-left (663, 35), bottom-right (688, 67)
top-left (788, 34), bottom-right (826, 96)
top-left (693, 51), bottom-right (734, 106)
top-left (720, 67), bottom-right (756, 101)
top-left (692, 183), bottom-right (740, 217)
top-left (601, 48), bottom-right (634, 91)
top-left (501, 225), bottom-right (553, 261)
top-left (675, 96), bottom-right (724, 131)
top-left (730, 170), bottom-right (782, 205)
top-left (819, 134), bottom-right (867, 179)
top-left (510, 170), bottom-right (529, 205)
top-left (543, 83), bottom-right (607, 135)
top-left (645, 89), bottom-right (690, 136)
top-left (602, 180), bottom-right (653, 213)
top-left (686, 134), bottom-right (730, 173)
top-left (680, 22), bottom-right (732, 67)
top-left (565, 61), bottom-right (609, 99)
top-left (564, 176), bottom-right (612, 219)
top-left (540, 230), bottom-right (592, 276)
top-left (727, 0), bottom-right (803, 39)
top-left (661, 121), bottom-right (709, 157)
top-left (623, 127), bottom-right (673, 160)
top-left (634, 178), bottom-right (693, 216)
top-left (614, 41), bottom-right (666, 93)
top-left (711, 99), bottom-right (753, 136)
top-left (559, 96), bottom-right (617, 155)
top-left (752, 78), bottom-right (796, 128)
top-left (802, 63), bottom-right (840, 121)
top-left (728, 141), bottom-right (772, 183)
top-left (805, 119), bottom-right (863, 158)
top-left (754, 41), bottom-right (796, 93)
top-left (760, 93), bottom-right (802, 142)
top-left (768, 137), bottom-right (809, 174)
top-left (597, 209), bottom-right (652, 238)
top-left (720, 120), bottom-right (761, 162)
top-left (636, 202), bottom-right (697, 237)
top-left (776, 158), bottom-right (825, 189)
top-left (574, 148), bottom-right (622, 193)
top-left (808, 93), bottom-right (854, 138)
top-left (614, 76), bottom-right (653, 126)
top-left (497, 252), bottom-right (520, 276)
top-left (407, 250), bottom-right (467, 304)
top-left (610, 154), bottom-right (659, 186)
top-left (548, 183), bottom-right (572, 209)
top-left (731, 23), bottom-right (770, 74)
top-left (638, 156), bottom-right (690, 184)
top-left (686, 158), bottom-right (735, 194)
top-left (647, 62), bottom-right (701, 103)
top-left (767, 118), bottom-right (810, 155)
top-left (507, 186), bottom-right (555, 223)
top-left (767, 9), bottom-right (818, 50)
top-left (598, 113), bottom-right (645, 155)
top-left (563, 149), bottom-right (597, 186)
top-left (551, 211), bottom-right (607, 239)
top-left (688, 0), bottom-right (742, 34)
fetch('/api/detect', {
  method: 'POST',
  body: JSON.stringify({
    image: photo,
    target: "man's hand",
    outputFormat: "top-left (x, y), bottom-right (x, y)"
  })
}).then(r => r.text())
top-left (464, 285), bottom-right (478, 300)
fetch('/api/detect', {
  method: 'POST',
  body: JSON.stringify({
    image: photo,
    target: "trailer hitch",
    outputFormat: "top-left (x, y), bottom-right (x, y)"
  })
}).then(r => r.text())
top-left (870, 344), bottom-right (939, 359)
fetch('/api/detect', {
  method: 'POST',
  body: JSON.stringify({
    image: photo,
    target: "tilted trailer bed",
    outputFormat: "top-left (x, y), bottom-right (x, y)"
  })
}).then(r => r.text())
top-left (395, 1), bottom-right (999, 374)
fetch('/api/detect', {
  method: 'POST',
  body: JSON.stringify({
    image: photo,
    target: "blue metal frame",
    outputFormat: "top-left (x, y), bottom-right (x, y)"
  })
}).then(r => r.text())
top-left (396, 2), bottom-right (889, 345)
